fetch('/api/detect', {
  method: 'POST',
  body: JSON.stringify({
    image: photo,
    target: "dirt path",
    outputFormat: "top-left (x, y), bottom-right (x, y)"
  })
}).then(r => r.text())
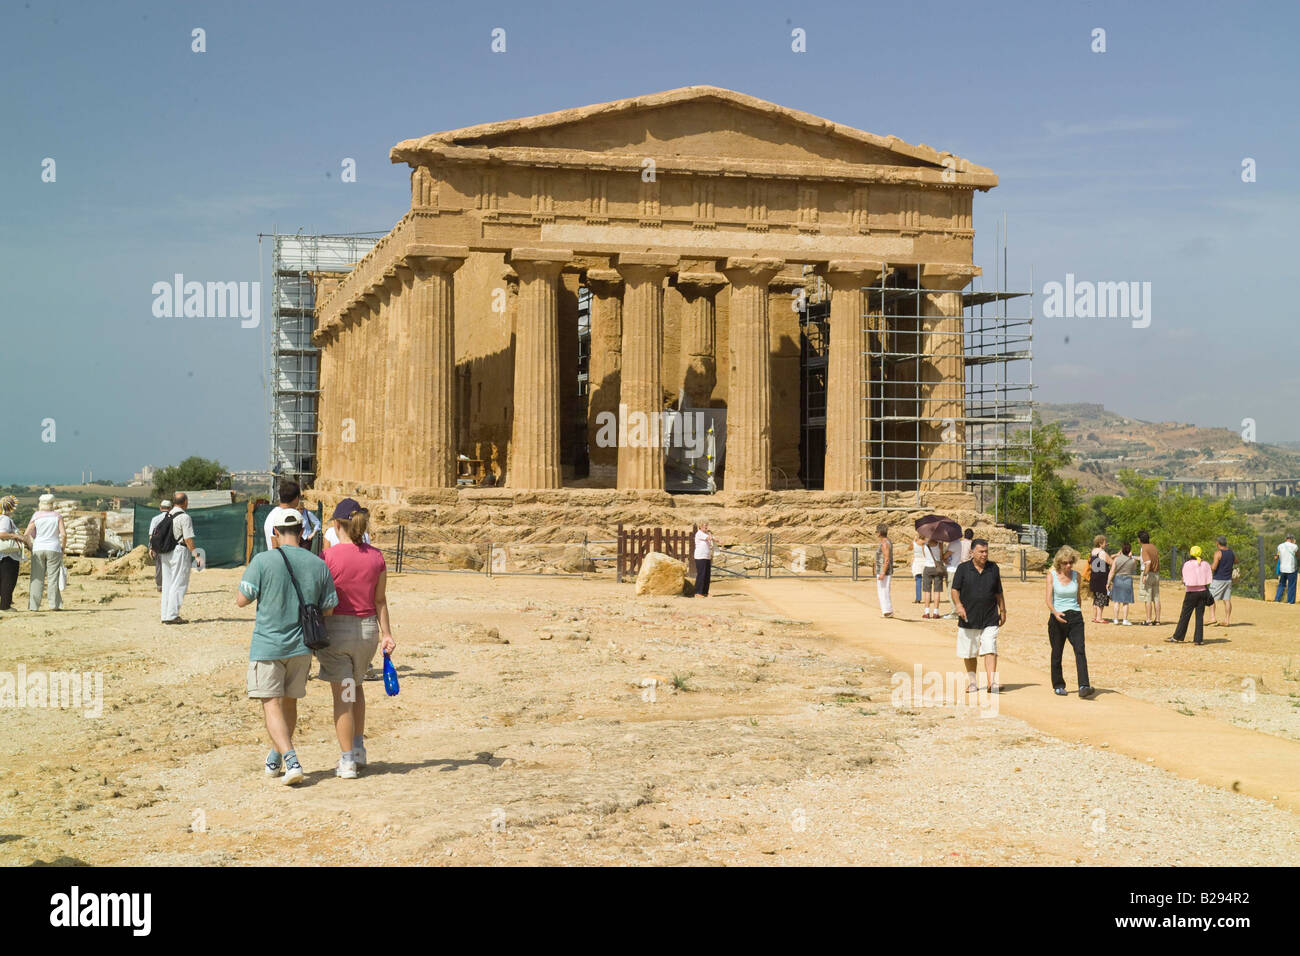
top-left (744, 578), bottom-right (1300, 813)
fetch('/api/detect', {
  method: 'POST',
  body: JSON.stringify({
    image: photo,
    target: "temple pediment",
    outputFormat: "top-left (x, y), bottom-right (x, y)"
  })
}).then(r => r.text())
top-left (391, 86), bottom-right (993, 180)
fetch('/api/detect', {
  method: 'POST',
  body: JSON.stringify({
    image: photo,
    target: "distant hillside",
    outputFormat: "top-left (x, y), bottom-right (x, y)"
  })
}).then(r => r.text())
top-left (1037, 403), bottom-right (1300, 496)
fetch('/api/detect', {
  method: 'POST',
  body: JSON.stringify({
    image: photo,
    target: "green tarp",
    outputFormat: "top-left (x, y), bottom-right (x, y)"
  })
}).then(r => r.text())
top-left (133, 502), bottom-right (325, 567)
top-left (134, 502), bottom-right (250, 569)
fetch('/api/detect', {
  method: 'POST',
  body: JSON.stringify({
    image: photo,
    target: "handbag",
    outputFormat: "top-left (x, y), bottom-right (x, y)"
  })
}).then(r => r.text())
top-left (0, 520), bottom-right (22, 559)
top-left (278, 548), bottom-right (329, 650)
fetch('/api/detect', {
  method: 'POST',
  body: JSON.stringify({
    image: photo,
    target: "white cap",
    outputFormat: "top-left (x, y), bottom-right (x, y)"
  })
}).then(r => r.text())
top-left (268, 506), bottom-right (303, 531)
top-left (160, 499), bottom-right (171, 509)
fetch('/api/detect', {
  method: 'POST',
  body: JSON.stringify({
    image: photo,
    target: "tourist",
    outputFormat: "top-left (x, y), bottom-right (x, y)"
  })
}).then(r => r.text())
top-left (1107, 542), bottom-right (1139, 625)
top-left (942, 528), bottom-right (966, 620)
top-left (148, 499), bottom-right (170, 593)
top-left (1087, 535), bottom-right (1112, 624)
top-left (950, 538), bottom-right (1005, 693)
top-left (156, 493), bottom-right (202, 624)
top-left (237, 509), bottom-right (338, 785)
top-left (921, 537), bottom-right (948, 619)
top-left (693, 520), bottom-right (714, 598)
top-left (0, 495), bottom-right (30, 612)
top-left (1045, 546), bottom-right (1094, 698)
top-left (910, 535), bottom-right (926, 604)
top-left (874, 524), bottom-right (893, 618)
top-left (24, 493), bottom-right (65, 611)
top-left (1275, 534), bottom-right (1297, 604)
top-left (1137, 530), bottom-right (1161, 626)
top-left (1168, 545), bottom-right (1212, 645)
top-left (1208, 536), bottom-right (1235, 626)
top-left (263, 481), bottom-right (321, 551)
top-left (320, 499), bottom-right (393, 777)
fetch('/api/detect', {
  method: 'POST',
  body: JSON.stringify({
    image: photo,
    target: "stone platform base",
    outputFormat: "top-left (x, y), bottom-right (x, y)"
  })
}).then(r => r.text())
top-left (306, 482), bottom-right (1049, 571)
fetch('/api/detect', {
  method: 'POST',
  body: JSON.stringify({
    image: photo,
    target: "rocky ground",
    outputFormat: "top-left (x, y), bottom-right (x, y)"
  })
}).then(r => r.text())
top-left (1, 559), bottom-right (1297, 866)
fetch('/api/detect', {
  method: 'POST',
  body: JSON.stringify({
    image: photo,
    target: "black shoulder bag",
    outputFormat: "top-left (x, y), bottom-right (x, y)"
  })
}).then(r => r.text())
top-left (278, 548), bottom-right (329, 650)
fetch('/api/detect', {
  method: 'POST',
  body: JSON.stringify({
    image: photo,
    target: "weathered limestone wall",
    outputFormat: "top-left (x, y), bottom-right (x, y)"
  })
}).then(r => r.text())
top-left (305, 485), bottom-right (1048, 573)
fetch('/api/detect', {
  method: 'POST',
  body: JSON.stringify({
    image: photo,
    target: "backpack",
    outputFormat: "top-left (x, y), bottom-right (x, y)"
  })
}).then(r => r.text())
top-left (1090, 550), bottom-right (1108, 574)
top-left (150, 512), bottom-right (179, 554)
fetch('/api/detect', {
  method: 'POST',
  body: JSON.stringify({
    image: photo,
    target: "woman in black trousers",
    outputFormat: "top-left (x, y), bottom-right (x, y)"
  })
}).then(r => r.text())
top-left (693, 521), bottom-right (714, 598)
top-left (0, 495), bottom-right (27, 611)
top-left (1045, 546), bottom-right (1096, 698)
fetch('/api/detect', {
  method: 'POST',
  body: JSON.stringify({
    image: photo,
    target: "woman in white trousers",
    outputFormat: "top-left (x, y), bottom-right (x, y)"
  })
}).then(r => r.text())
top-left (875, 524), bottom-right (894, 617)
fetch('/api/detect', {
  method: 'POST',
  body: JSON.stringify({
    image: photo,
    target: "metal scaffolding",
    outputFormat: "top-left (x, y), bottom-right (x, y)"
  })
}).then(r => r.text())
top-left (261, 232), bottom-right (381, 487)
top-left (799, 261), bottom-right (1034, 518)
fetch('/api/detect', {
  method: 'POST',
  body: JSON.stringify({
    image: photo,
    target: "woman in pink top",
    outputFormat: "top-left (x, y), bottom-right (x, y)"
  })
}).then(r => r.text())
top-left (319, 498), bottom-right (395, 778)
top-left (1167, 545), bottom-right (1213, 645)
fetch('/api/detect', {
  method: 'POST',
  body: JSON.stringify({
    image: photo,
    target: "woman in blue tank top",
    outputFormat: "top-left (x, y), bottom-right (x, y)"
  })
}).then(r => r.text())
top-left (1044, 546), bottom-right (1094, 698)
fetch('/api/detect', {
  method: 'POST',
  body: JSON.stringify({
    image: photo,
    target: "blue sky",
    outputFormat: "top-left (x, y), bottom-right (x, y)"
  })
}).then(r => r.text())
top-left (1, 0), bottom-right (1295, 483)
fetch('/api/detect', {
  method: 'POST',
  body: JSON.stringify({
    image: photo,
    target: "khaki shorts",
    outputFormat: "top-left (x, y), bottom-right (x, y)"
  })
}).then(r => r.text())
top-left (957, 625), bottom-right (998, 658)
top-left (1137, 571), bottom-right (1160, 602)
top-left (315, 614), bottom-right (380, 685)
top-left (247, 655), bottom-right (311, 699)
top-left (922, 568), bottom-right (947, 594)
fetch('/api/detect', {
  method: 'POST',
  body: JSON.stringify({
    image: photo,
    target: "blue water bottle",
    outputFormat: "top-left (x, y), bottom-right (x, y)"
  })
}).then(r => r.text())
top-left (383, 651), bottom-right (400, 697)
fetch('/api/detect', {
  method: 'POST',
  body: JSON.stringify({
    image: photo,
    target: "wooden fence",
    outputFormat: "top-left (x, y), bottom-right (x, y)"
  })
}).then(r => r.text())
top-left (616, 523), bottom-right (697, 582)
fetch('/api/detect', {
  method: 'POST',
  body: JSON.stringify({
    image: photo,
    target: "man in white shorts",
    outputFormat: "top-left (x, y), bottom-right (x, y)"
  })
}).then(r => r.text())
top-left (949, 539), bottom-right (1006, 694)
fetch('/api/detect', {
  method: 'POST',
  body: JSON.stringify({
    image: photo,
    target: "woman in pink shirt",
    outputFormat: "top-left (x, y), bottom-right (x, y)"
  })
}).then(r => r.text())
top-left (1167, 545), bottom-right (1213, 645)
top-left (318, 498), bottom-right (395, 778)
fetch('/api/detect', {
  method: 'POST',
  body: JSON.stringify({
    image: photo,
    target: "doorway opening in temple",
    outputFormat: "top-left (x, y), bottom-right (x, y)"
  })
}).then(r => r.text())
top-left (798, 286), bottom-right (829, 490)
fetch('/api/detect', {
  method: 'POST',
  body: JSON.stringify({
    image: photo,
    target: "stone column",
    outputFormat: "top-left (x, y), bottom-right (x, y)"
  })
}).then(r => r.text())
top-left (379, 269), bottom-right (404, 488)
top-left (585, 268), bottom-right (623, 484)
top-left (676, 271), bottom-right (724, 409)
top-left (335, 310), bottom-right (351, 481)
top-left (403, 245), bottom-right (468, 488)
top-left (822, 260), bottom-right (883, 492)
top-left (358, 290), bottom-right (381, 486)
top-left (315, 326), bottom-right (334, 484)
top-left (720, 257), bottom-right (784, 491)
top-left (343, 300), bottom-right (364, 481)
top-left (919, 264), bottom-right (973, 490)
top-left (508, 248), bottom-right (573, 489)
top-left (391, 264), bottom-right (414, 488)
top-left (614, 253), bottom-right (677, 490)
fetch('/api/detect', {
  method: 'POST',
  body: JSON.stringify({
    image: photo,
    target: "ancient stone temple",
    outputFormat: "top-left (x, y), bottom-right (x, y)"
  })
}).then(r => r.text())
top-left (311, 86), bottom-right (996, 499)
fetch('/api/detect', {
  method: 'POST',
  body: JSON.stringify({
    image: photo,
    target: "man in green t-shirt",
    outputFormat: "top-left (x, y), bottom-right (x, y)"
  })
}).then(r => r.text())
top-left (236, 509), bottom-right (338, 785)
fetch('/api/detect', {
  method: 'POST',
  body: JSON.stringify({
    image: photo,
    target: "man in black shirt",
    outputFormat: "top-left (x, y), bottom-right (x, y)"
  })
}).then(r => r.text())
top-left (950, 539), bottom-right (1007, 694)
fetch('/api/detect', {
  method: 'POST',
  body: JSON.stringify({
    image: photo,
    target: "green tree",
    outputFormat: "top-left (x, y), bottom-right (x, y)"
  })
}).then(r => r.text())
top-left (152, 456), bottom-right (228, 500)
top-left (1087, 469), bottom-right (1260, 597)
top-left (997, 417), bottom-right (1083, 550)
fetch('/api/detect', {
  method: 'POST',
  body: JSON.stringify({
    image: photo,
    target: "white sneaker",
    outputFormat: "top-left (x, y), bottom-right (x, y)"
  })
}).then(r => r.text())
top-left (264, 751), bottom-right (283, 777)
top-left (283, 763), bottom-right (304, 786)
top-left (351, 744), bottom-right (367, 769)
top-left (336, 755), bottom-right (358, 779)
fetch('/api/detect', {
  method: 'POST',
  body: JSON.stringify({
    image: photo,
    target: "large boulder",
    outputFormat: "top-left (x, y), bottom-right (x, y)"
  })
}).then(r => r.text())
top-left (635, 551), bottom-right (686, 596)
